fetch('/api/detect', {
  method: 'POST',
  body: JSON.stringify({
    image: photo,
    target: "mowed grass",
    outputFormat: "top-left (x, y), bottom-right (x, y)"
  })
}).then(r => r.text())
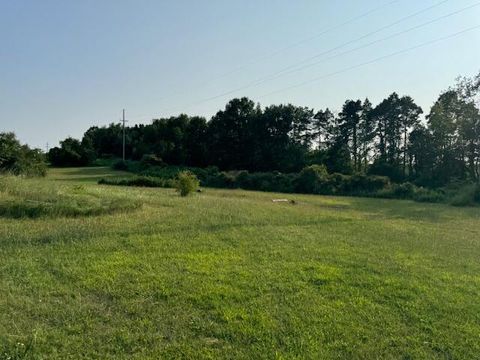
top-left (1, 168), bottom-right (479, 359)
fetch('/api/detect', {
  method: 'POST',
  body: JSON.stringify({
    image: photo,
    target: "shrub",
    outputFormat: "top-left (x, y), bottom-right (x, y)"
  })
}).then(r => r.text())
top-left (296, 165), bottom-right (328, 194)
top-left (202, 171), bottom-right (237, 188)
top-left (112, 160), bottom-right (129, 171)
top-left (141, 166), bottom-right (184, 179)
top-left (413, 187), bottom-right (444, 203)
top-left (99, 176), bottom-right (176, 188)
top-left (91, 157), bottom-right (117, 167)
top-left (391, 182), bottom-right (417, 199)
top-left (113, 161), bottom-right (458, 205)
top-left (47, 137), bottom-right (94, 167)
top-left (450, 184), bottom-right (480, 207)
top-left (474, 184), bottom-right (480, 204)
top-left (140, 154), bottom-right (165, 168)
top-left (368, 159), bottom-right (404, 182)
top-left (0, 132), bottom-right (47, 177)
top-left (347, 174), bottom-right (390, 194)
top-left (175, 171), bottom-right (200, 196)
top-left (11, 148), bottom-right (47, 177)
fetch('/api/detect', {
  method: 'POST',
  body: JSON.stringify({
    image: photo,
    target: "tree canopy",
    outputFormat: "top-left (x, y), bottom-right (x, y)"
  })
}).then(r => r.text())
top-left (0, 133), bottom-right (46, 177)
top-left (48, 72), bottom-right (480, 187)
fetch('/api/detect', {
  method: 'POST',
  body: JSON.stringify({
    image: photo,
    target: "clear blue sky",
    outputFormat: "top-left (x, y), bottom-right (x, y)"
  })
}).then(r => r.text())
top-left (1, 0), bottom-right (479, 149)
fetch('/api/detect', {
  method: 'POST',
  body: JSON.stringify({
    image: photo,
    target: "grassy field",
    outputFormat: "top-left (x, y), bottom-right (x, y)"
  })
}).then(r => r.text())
top-left (1, 167), bottom-right (479, 359)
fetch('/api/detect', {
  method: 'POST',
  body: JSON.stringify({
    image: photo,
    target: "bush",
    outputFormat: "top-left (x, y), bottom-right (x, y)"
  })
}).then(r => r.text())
top-left (474, 184), bottom-right (480, 203)
top-left (47, 137), bottom-right (94, 167)
top-left (368, 159), bottom-right (404, 183)
top-left (118, 161), bottom-right (457, 205)
top-left (0, 132), bottom-right (47, 177)
top-left (141, 166), bottom-right (185, 179)
top-left (175, 171), bottom-right (200, 196)
top-left (140, 154), bottom-right (165, 168)
top-left (295, 165), bottom-right (328, 194)
top-left (450, 184), bottom-right (480, 207)
top-left (233, 171), bottom-right (296, 193)
top-left (413, 187), bottom-right (444, 203)
top-left (91, 157), bottom-right (117, 167)
top-left (195, 169), bottom-right (234, 189)
top-left (391, 182), bottom-right (417, 199)
top-left (112, 160), bottom-right (129, 171)
top-left (347, 174), bottom-right (390, 194)
top-left (99, 176), bottom-right (176, 188)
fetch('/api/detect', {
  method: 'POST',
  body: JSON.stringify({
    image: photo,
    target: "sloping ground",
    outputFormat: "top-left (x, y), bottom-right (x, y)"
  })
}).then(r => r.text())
top-left (0, 168), bottom-right (479, 359)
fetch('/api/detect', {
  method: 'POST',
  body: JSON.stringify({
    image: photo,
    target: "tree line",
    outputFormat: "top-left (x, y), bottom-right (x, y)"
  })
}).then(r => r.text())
top-left (0, 132), bottom-right (46, 177)
top-left (49, 72), bottom-right (479, 187)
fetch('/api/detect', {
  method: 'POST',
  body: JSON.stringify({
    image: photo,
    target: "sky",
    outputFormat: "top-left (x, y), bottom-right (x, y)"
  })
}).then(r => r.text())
top-left (1, 0), bottom-right (479, 149)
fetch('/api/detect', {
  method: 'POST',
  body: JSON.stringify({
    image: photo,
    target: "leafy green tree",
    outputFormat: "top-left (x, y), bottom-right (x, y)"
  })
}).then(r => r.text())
top-left (0, 132), bottom-right (46, 176)
top-left (454, 72), bottom-right (480, 181)
top-left (408, 125), bottom-right (435, 184)
top-left (253, 104), bottom-right (296, 172)
top-left (338, 100), bottom-right (363, 172)
top-left (398, 96), bottom-right (423, 177)
top-left (185, 116), bottom-right (208, 167)
top-left (313, 108), bottom-right (335, 150)
top-left (358, 99), bottom-right (375, 172)
top-left (255, 104), bottom-right (313, 172)
top-left (48, 137), bottom-right (94, 166)
top-left (207, 98), bottom-right (259, 170)
top-left (325, 138), bottom-right (353, 175)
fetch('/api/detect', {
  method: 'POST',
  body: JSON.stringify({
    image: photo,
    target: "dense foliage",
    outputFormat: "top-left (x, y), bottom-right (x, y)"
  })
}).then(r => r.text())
top-left (0, 132), bottom-right (47, 177)
top-left (51, 72), bottom-right (480, 189)
top-left (100, 161), bottom-right (480, 205)
top-left (175, 171), bottom-right (200, 197)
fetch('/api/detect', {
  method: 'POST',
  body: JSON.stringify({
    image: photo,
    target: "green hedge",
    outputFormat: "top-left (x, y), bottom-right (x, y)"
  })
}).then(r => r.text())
top-left (106, 160), bottom-right (480, 206)
top-left (98, 176), bottom-right (176, 188)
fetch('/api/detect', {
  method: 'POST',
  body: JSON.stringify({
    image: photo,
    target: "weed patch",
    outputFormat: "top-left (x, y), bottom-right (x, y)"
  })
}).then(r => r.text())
top-left (0, 176), bottom-right (140, 219)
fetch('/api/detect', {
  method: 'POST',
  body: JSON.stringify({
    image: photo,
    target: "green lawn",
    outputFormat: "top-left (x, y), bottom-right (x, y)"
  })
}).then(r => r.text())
top-left (1, 167), bottom-right (479, 359)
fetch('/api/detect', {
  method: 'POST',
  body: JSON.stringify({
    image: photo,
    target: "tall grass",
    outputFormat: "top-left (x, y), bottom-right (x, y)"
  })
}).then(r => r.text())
top-left (0, 176), bottom-right (141, 219)
top-left (1, 167), bottom-right (480, 358)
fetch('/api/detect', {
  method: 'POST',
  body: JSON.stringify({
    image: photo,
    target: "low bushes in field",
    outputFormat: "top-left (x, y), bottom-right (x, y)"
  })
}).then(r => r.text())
top-left (112, 160), bottom-right (130, 171)
top-left (0, 177), bottom-right (140, 219)
top-left (98, 176), bottom-right (176, 188)
top-left (376, 183), bottom-right (445, 203)
top-left (295, 165), bottom-right (329, 194)
top-left (140, 154), bottom-right (165, 168)
top-left (105, 159), bottom-right (479, 206)
top-left (235, 171), bottom-right (297, 193)
top-left (449, 183), bottom-right (480, 207)
top-left (99, 172), bottom-right (200, 197)
top-left (175, 171), bottom-right (199, 196)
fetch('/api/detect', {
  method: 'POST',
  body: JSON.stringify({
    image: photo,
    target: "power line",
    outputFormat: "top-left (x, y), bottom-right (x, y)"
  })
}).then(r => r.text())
top-left (258, 24), bottom-right (480, 99)
top-left (194, 0), bottom-right (452, 104)
top-left (258, 1), bottom-right (480, 84)
top-left (129, 0), bottom-right (472, 121)
top-left (207, 0), bottom-right (402, 80)
top-left (151, 0), bottom-right (402, 107)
